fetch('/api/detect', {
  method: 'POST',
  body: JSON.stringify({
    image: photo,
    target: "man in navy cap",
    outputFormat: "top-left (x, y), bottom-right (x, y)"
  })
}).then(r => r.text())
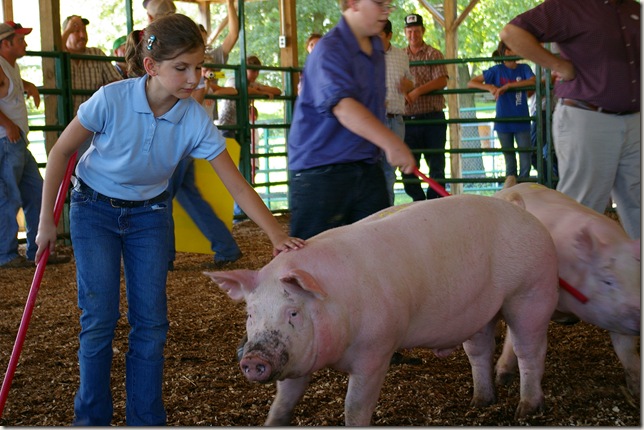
top-left (0, 21), bottom-right (70, 268)
top-left (402, 13), bottom-right (449, 201)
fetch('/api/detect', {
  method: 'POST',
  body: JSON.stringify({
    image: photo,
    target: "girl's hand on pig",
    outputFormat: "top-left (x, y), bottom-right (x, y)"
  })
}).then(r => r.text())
top-left (272, 234), bottom-right (306, 256)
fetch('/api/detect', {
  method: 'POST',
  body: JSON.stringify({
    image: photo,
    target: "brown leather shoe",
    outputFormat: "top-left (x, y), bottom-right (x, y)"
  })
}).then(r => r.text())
top-left (0, 256), bottom-right (34, 269)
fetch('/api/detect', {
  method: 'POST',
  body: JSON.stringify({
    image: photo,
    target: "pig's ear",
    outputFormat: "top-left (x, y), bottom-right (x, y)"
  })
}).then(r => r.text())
top-left (204, 270), bottom-right (258, 302)
top-left (571, 226), bottom-right (604, 264)
top-left (502, 191), bottom-right (526, 210)
top-left (279, 269), bottom-right (328, 300)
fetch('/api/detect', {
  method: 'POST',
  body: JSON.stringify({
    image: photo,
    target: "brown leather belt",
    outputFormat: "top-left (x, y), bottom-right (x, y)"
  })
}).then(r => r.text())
top-left (561, 98), bottom-right (638, 116)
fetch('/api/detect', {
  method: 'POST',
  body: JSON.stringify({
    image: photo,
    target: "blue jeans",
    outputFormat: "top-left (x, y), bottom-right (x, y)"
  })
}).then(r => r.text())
top-left (402, 112), bottom-right (447, 200)
top-left (289, 161), bottom-right (389, 239)
top-left (0, 134), bottom-right (43, 264)
top-left (381, 115), bottom-right (405, 206)
top-left (530, 114), bottom-right (558, 180)
top-left (70, 184), bottom-right (170, 426)
top-left (166, 157), bottom-right (241, 264)
top-left (497, 130), bottom-right (532, 178)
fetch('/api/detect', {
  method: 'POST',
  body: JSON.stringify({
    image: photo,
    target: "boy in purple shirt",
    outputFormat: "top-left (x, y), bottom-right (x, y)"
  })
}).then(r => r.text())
top-left (287, 0), bottom-right (416, 239)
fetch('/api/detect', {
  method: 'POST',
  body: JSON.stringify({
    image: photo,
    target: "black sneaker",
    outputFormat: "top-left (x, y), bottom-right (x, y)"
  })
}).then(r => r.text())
top-left (0, 256), bottom-right (34, 269)
top-left (212, 252), bottom-right (243, 269)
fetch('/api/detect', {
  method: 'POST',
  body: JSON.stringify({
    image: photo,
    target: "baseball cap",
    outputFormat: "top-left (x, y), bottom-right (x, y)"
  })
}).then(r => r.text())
top-left (404, 14), bottom-right (424, 28)
top-left (112, 35), bottom-right (127, 51)
top-left (0, 21), bottom-right (32, 41)
top-left (146, 0), bottom-right (176, 19)
top-left (62, 15), bottom-right (90, 29)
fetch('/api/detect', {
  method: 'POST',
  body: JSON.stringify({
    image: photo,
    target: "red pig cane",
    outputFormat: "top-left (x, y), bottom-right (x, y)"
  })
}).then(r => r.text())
top-left (0, 152), bottom-right (78, 417)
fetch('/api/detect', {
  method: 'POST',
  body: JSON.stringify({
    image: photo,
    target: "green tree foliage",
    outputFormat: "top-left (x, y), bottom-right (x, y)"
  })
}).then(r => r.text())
top-left (458, 0), bottom-right (543, 74)
top-left (55, 0), bottom-right (543, 70)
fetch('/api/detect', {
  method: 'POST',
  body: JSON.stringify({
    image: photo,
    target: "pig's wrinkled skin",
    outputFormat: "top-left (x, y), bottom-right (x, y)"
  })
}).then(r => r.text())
top-left (206, 195), bottom-right (559, 426)
top-left (495, 183), bottom-right (641, 397)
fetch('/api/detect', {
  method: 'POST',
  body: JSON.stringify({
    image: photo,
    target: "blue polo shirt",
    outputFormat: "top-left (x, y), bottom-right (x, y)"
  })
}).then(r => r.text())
top-left (76, 75), bottom-right (226, 200)
top-left (287, 16), bottom-right (386, 171)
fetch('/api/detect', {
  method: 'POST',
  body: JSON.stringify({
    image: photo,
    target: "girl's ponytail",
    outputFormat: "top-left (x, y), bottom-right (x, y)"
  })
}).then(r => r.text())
top-left (125, 29), bottom-right (146, 77)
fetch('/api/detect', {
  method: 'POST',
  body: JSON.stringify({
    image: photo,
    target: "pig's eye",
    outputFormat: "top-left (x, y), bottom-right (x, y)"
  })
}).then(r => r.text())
top-left (290, 311), bottom-right (298, 317)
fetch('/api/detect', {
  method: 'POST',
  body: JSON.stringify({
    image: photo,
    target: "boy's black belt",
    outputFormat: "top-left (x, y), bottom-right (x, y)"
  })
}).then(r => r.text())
top-left (77, 179), bottom-right (169, 208)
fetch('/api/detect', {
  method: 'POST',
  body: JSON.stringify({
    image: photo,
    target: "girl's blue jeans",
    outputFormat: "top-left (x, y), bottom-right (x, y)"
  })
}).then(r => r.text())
top-left (69, 184), bottom-right (170, 426)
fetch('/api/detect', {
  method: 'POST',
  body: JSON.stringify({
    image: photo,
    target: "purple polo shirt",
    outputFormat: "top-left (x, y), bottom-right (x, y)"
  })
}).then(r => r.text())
top-left (510, 0), bottom-right (640, 112)
top-left (287, 16), bottom-right (386, 171)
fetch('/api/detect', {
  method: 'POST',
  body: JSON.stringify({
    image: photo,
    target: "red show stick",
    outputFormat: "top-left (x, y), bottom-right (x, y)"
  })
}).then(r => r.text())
top-left (411, 166), bottom-right (589, 305)
top-left (412, 167), bottom-right (450, 197)
top-left (0, 152), bottom-right (78, 418)
top-left (558, 277), bottom-right (589, 303)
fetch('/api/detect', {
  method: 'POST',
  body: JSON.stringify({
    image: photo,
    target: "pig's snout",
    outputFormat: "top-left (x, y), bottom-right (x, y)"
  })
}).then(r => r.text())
top-left (238, 331), bottom-right (289, 382)
top-left (240, 354), bottom-right (272, 382)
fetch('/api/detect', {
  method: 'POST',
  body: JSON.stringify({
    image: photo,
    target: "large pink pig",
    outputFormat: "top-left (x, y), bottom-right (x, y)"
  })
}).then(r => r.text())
top-left (206, 195), bottom-right (559, 425)
top-left (495, 183), bottom-right (641, 397)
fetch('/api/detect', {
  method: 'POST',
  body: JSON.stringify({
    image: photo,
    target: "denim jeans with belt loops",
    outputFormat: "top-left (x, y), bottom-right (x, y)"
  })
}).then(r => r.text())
top-left (0, 134), bottom-right (43, 264)
top-left (70, 184), bottom-right (170, 426)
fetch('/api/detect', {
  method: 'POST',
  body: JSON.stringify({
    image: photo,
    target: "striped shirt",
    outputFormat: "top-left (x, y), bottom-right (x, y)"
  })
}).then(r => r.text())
top-left (384, 44), bottom-right (413, 115)
top-left (71, 46), bottom-right (123, 114)
top-left (404, 43), bottom-right (448, 115)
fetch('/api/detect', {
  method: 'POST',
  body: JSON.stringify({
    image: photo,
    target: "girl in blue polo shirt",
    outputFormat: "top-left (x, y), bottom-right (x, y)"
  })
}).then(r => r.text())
top-left (35, 14), bottom-right (303, 426)
top-left (468, 41), bottom-right (536, 178)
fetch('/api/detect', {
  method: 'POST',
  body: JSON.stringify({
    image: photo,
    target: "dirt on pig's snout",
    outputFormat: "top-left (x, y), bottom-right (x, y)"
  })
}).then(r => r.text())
top-left (240, 330), bottom-right (290, 383)
top-left (0, 214), bottom-right (640, 426)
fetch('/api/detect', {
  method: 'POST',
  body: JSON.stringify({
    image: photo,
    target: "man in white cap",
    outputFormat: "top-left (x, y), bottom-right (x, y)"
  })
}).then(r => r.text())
top-left (0, 21), bottom-right (70, 268)
top-left (402, 13), bottom-right (449, 201)
top-left (145, 0), bottom-right (176, 23)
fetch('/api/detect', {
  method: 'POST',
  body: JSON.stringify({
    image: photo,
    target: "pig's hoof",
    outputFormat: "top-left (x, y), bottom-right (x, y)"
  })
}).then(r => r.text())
top-left (620, 385), bottom-right (639, 408)
top-left (514, 398), bottom-right (544, 420)
top-left (470, 393), bottom-right (496, 408)
top-left (495, 371), bottom-right (516, 386)
top-left (624, 375), bottom-right (640, 399)
top-left (552, 312), bottom-right (580, 325)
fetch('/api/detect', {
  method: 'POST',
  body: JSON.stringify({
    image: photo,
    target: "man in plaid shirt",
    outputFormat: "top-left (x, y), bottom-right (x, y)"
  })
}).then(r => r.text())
top-left (379, 19), bottom-right (414, 205)
top-left (62, 15), bottom-right (122, 157)
top-left (402, 13), bottom-right (448, 201)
